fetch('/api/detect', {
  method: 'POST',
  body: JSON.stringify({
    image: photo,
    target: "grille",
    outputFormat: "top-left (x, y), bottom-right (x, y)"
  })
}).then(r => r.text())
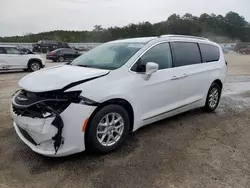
top-left (13, 89), bottom-right (74, 118)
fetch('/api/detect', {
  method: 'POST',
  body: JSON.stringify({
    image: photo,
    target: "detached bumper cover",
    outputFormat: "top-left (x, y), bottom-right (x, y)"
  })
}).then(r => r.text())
top-left (11, 89), bottom-right (96, 157)
top-left (11, 102), bottom-right (96, 157)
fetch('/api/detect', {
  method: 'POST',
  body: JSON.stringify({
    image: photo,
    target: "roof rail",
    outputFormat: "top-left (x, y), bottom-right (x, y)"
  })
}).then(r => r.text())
top-left (160, 34), bottom-right (209, 41)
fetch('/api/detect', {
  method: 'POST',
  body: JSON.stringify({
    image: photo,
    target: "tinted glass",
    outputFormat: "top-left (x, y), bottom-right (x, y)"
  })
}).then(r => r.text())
top-left (171, 42), bottom-right (201, 67)
top-left (199, 43), bottom-right (220, 62)
top-left (51, 49), bottom-right (61, 53)
top-left (131, 43), bottom-right (173, 72)
top-left (62, 49), bottom-right (75, 53)
top-left (5, 47), bottom-right (21, 54)
top-left (0, 47), bottom-right (5, 54)
top-left (71, 42), bottom-right (144, 70)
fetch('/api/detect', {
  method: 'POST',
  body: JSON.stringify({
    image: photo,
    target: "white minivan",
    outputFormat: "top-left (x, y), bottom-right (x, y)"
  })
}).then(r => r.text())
top-left (11, 35), bottom-right (227, 157)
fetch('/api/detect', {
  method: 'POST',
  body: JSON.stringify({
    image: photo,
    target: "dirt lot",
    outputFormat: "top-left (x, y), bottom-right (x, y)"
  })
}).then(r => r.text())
top-left (0, 53), bottom-right (250, 188)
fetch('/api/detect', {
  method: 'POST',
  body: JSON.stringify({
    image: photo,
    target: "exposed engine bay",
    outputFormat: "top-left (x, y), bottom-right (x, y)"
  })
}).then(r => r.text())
top-left (12, 89), bottom-right (81, 154)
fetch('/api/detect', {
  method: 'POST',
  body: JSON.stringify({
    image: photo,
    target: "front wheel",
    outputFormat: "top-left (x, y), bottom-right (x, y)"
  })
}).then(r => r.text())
top-left (29, 61), bottom-right (41, 72)
top-left (86, 104), bottom-right (130, 154)
top-left (203, 83), bottom-right (221, 112)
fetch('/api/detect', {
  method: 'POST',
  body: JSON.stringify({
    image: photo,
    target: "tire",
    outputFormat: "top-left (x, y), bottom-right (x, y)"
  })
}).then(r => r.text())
top-left (23, 68), bottom-right (29, 72)
top-left (86, 104), bottom-right (130, 154)
top-left (29, 61), bottom-right (42, 72)
top-left (58, 56), bottom-right (64, 62)
top-left (203, 83), bottom-right (221, 112)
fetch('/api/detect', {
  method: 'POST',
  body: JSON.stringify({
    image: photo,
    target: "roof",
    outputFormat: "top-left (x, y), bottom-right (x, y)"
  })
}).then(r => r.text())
top-left (108, 35), bottom-right (218, 47)
top-left (160, 34), bottom-right (209, 41)
top-left (110, 37), bottom-right (157, 44)
top-left (0, 45), bottom-right (16, 47)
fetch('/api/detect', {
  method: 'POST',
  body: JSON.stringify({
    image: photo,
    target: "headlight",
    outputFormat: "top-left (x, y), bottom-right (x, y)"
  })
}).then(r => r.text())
top-left (78, 96), bottom-right (99, 106)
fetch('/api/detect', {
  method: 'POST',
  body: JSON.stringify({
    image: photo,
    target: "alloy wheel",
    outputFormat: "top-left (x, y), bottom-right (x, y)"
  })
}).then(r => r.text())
top-left (30, 62), bottom-right (40, 71)
top-left (96, 112), bottom-right (124, 147)
top-left (208, 88), bottom-right (219, 108)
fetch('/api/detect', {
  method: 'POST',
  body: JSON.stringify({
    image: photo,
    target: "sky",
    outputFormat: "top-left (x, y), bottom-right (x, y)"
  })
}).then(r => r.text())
top-left (0, 0), bottom-right (250, 37)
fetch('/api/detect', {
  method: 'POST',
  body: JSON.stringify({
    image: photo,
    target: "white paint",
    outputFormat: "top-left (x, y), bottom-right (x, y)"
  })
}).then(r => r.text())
top-left (19, 65), bottom-right (109, 92)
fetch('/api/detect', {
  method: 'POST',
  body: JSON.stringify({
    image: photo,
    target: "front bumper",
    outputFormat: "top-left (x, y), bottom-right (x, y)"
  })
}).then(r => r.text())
top-left (11, 103), bottom-right (96, 157)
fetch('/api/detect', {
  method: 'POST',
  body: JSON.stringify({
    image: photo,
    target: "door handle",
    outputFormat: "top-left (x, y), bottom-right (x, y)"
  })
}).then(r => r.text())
top-left (171, 73), bottom-right (188, 80)
top-left (181, 73), bottom-right (188, 78)
top-left (171, 76), bottom-right (181, 80)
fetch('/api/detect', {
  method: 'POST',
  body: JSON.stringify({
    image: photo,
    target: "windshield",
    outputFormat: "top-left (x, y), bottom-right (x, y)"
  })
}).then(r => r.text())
top-left (70, 42), bottom-right (145, 70)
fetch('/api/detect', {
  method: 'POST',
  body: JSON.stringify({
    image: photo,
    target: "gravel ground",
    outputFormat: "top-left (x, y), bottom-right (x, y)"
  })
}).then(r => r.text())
top-left (0, 53), bottom-right (250, 188)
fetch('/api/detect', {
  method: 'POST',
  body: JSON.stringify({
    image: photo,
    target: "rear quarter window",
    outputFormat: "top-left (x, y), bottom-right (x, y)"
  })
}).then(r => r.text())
top-left (199, 43), bottom-right (220, 63)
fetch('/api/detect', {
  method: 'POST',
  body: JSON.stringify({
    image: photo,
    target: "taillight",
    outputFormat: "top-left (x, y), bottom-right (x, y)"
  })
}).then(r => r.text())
top-left (50, 52), bottom-right (54, 56)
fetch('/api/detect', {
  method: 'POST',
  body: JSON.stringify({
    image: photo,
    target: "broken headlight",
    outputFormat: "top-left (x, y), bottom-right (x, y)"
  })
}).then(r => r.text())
top-left (78, 96), bottom-right (99, 106)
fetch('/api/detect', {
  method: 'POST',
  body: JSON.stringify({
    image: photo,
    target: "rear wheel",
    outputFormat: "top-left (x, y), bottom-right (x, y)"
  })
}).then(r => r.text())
top-left (29, 61), bottom-right (41, 72)
top-left (59, 56), bottom-right (64, 62)
top-left (203, 83), bottom-right (221, 112)
top-left (86, 104), bottom-right (129, 154)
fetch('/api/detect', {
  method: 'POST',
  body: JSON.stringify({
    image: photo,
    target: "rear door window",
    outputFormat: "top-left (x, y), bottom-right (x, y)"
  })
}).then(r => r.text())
top-left (5, 47), bottom-right (21, 55)
top-left (63, 49), bottom-right (75, 54)
top-left (199, 43), bottom-right (220, 62)
top-left (171, 42), bottom-right (202, 67)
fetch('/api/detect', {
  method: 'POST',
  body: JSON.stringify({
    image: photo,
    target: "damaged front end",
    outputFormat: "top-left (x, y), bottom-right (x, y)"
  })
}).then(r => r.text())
top-left (12, 89), bottom-right (81, 154)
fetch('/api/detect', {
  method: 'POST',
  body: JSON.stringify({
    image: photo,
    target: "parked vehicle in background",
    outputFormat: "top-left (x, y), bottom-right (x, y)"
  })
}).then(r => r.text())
top-left (235, 42), bottom-right (250, 53)
top-left (17, 46), bottom-right (35, 54)
top-left (0, 45), bottom-right (45, 71)
top-left (11, 35), bottom-right (227, 157)
top-left (238, 47), bottom-right (250, 55)
top-left (46, 48), bottom-right (82, 62)
top-left (32, 40), bottom-right (70, 53)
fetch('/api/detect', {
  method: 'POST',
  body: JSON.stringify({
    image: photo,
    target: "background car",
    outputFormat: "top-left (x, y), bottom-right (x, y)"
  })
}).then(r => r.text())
top-left (238, 47), bottom-right (250, 55)
top-left (32, 40), bottom-right (70, 53)
top-left (0, 45), bottom-right (45, 71)
top-left (46, 48), bottom-right (82, 62)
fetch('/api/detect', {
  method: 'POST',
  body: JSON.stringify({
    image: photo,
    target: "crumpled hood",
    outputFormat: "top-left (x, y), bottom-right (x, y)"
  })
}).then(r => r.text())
top-left (19, 65), bottom-right (109, 92)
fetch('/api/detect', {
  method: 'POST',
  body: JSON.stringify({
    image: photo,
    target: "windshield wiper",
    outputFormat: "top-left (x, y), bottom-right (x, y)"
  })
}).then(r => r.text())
top-left (76, 65), bottom-right (93, 68)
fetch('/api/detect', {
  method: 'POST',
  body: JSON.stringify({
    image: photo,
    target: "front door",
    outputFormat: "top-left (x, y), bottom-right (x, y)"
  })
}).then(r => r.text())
top-left (4, 47), bottom-right (27, 69)
top-left (129, 42), bottom-right (184, 125)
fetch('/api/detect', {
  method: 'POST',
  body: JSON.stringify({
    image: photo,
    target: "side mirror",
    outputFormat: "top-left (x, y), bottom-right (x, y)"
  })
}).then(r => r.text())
top-left (144, 62), bottom-right (158, 80)
top-left (146, 62), bottom-right (158, 75)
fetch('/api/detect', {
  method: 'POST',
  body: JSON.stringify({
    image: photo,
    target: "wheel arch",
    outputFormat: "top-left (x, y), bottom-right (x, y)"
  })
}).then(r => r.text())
top-left (212, 79), bottom-right (223, 90)
top-left (86, 98), bottom-right (135, 134)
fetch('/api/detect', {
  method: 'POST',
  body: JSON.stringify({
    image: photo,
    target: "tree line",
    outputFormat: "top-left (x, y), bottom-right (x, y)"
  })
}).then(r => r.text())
top-left (1, 11), bottom-right (250, 43)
